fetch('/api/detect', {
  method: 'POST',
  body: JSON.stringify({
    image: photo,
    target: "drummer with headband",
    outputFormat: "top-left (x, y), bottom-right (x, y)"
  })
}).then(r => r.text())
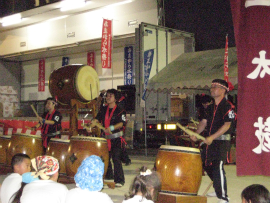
top-left (26, 97), bottom-right (62, 154)
top-left (191, 79), bottom-right (236, 203)
top-left (90, 89), bottom-right (126, 187)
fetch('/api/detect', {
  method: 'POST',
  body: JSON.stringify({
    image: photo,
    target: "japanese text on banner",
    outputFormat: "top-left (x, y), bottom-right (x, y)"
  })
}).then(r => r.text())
top-left (124, 46), bottom-right (134, 85)
top-left (142, 49), bottom-right (154, 101)
top-left (38, 59), bottom-right (45, 92)
top-left (101, 19), bottom-right (112, 72)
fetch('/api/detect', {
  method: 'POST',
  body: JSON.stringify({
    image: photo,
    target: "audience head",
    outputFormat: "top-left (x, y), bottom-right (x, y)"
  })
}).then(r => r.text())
top-left (241, 184), bottom-right (270, 203)
top-left (11, 153), bottom-right (31, 175)
top-left (126, 166), bottom-right (161, 201)
top-left (74, 155), bottom-right (104, 192)
top-left (31, 155), bottom-right (59, 181)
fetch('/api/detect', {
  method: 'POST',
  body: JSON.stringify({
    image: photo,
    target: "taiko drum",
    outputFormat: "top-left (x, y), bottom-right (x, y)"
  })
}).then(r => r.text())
top-left (0, 135), bottom-right (11, 165)
top-left (66, 136), bottom-right (109, 177)
top-left (46, 138), bottom-right (70, 175)
top-left (49, 64), bottom-right (100, 105)
top-left (155, 145), bottom-right (202, 195)
top-left (6, 133), bottom-right (43, 165)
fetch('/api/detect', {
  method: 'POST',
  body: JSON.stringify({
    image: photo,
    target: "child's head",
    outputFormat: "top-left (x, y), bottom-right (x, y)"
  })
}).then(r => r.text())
top-left (11, 153), bottom-right (31, 175)
top-left (31, 155), bottom-right (59, 181)
top-left (241, 184), bottom-right (270, 203)
top-left (126, 166), bottom-right (161, 201)
top-left (74, 155), bottom-right (104, 192)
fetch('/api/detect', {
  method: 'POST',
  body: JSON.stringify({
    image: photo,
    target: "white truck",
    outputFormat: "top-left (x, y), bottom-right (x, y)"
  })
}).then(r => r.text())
top-left (133, 23), bottom-right (195, 148)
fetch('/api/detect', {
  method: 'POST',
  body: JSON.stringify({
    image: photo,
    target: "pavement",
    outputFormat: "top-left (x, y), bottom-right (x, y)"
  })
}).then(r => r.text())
top-left (1, 148), bottom-right (270, 203)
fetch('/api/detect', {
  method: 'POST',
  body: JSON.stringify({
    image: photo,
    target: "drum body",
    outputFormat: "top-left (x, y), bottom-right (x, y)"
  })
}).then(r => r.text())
top-left (66, 136), bottom-right (109, 177)
top-left (155, 145), bottom-right (202, 195)
top-left (49, 64), bottom-right (100, 105)
top-left (6, 133), bottom-right (43, 166)
top-left (46, 138), bottom-right (70, 175)
top-left (0, 135), bottom-right (11, 165)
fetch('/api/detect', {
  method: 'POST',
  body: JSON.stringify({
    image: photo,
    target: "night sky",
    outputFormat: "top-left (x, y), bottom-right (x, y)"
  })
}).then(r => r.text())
top-left (165, 0), bottom-right (235, 51)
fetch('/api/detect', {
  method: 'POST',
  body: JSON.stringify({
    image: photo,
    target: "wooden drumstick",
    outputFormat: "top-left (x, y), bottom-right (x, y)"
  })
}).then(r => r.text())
top-left (91, 120), bottom-right (106, 131)
top-left (30, 104), bottom-right (39, 118)
top-left (176, 122), bottom-right (205, 141)
top-left (190, 117), bottom-right (199, 125)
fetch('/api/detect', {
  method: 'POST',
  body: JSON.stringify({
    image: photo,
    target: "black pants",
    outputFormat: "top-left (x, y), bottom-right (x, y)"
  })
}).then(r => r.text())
top-left (204, 160), bottom-right (229, 201)
top-left (105, 138), bottom-right (125, 184)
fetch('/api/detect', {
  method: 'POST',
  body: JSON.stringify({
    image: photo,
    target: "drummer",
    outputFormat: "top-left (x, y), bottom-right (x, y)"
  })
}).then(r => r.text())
top-left (26, 97), bottom-right (62, 154)
top-left (90, 89), bottom-right (126, 187)
top-left (191, 79), bottom-right (236, 203)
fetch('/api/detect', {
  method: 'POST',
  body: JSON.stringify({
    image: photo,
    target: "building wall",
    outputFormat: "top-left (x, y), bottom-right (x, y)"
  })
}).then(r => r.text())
top-left (0, 0), bottom-right (158, 56)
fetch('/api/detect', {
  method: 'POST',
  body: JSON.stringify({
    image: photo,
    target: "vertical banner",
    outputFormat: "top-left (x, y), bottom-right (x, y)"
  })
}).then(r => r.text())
top-left (62, 57), bottom-right (69, 66)
top-left (38, 59), bottom-right (45, 92)
top-left (224, 35), bottom-right (229, 82)
top-left (124, 46), bottom-right (134, 85)
top-left (142, 49), bottom-right (154, 101)
top-left (230, 0), bottom-right (270, 175)
top-left (87, 51), bottom-right (96, 69)
top-left (101, 19), bottom-right (112, 75)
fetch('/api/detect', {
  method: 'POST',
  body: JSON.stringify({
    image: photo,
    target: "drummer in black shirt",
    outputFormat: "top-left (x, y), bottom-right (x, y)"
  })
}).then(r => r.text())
top-left (191, 79), bottom-right (236, 203)
top-left (91, 89), bottom-right (126, 187)
top-left (26, 97), bottom-right (62, 154)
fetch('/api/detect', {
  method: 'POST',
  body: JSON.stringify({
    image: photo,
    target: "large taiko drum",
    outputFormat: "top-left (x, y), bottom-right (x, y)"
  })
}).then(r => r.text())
top-left (6, 133), bottom-right (43, 166)
top-left (0, 135), bottom-right (11, 165)
top-left (49, 64), bottom-right (100, 105)
top-left (155, 145), bottom-right (202, 196)
top-left (66, 136), bottom-right (109, 177)
top-left (46, 138), bottom-right (70, 175)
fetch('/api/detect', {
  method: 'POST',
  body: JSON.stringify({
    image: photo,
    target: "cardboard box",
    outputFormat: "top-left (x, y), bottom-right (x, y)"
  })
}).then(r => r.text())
top-left (0, 86), bottom-right (17, 95)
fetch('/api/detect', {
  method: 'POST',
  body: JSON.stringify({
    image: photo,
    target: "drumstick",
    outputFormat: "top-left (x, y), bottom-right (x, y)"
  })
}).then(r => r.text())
top-left (91, 120), bottom-right (106, 131)
top-left (176, 123), bottom-right (205, 141)
top-left (30, 104), bottom-right (39, 118)
top-left (190, 117), bottom-right (199, 125)
top-left (202, 181), bottom-right (213, 196)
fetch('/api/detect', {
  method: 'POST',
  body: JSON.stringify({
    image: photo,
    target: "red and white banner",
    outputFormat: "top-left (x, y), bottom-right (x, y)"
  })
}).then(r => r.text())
top-left (101, 19), bottom-right (112, 75)
top-left (230, 0), bottom-right (270, 176)
top-left (87, 51), bottom-right (96, 69)
top-left (224, 35), bottom-right (229, 82)
top-left (38, 59), bottom-right (45, 92)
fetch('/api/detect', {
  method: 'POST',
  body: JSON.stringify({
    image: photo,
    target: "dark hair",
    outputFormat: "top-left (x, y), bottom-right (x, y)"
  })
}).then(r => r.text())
top-left (10, 182), bottom-right (27, 203)
top-left (11, 153), bottom-right (30, 171)
top-left (46, 97), bottom-right (57, 105)
top-left (201, 95), bottom-right (213, 104)
top-left (241, 184), bottom-right (270, 203)
top-left (125, 166), bottom-right (161, 201)
top-left (106, 89), bottom-right (121, 101)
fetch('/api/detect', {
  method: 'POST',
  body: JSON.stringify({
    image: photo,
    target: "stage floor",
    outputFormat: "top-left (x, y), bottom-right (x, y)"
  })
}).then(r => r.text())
top-left (0, 154), bottom-right (269, 203)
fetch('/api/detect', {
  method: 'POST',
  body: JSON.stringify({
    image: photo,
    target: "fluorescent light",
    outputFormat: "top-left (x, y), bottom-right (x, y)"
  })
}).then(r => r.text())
top-left (2, 14), bottom-right (22, 27)
top-left (105, 0), bottom-right (133, 8)
top-left (60, 0), bottom-right (86, 12)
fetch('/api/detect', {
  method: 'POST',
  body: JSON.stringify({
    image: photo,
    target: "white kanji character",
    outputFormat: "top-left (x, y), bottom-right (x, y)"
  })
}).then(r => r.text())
top-left (247, 50), bottom-right (270, 79)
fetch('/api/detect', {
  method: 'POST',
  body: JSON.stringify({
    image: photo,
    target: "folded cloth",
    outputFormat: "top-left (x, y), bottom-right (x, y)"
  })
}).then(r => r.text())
top-left (22, 172), bottom-right (39, 183)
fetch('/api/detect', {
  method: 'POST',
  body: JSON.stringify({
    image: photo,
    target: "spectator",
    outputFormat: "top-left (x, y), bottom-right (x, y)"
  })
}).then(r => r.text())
top-left (123, 166), bottom-right (161, 203)
top-left (20, 155), bottom-right (68, 203)
top-left (241, 184), bottom-right (270, 203)
top-left (65, 155), bottom-right (113, 203)
top-left (0, 153), bottom-right (31, 203)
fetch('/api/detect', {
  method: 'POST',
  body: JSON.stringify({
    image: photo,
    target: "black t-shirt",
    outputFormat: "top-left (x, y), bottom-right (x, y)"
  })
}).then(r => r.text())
top-left (201, 97), bottom-right (236, 164)
top-left (203, 97), bottom-right (236, 136)
top-left (96, 104), bottom-right (126, 134)
top-left (41, 110), bottom-right (62, 135)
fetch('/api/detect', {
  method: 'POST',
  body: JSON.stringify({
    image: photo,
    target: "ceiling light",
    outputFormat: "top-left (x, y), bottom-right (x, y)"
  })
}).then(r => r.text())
top-left (60, 0), bottom-right (86, 12)
top-left (1, 14), bottom-right (22, 27)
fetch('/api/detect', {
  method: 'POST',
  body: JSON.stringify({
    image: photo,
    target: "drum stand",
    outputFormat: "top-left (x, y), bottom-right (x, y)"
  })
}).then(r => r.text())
top-left (157, 193), bottom-right (207, 203)
top-left (59, 99), bottom-right (98, 137)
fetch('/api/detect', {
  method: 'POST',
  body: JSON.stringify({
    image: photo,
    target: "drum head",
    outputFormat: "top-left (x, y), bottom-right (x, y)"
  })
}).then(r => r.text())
top-left (76, 66), bottom-right (100, 101)
top-left (159, 145), bottom-right (200, 153)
